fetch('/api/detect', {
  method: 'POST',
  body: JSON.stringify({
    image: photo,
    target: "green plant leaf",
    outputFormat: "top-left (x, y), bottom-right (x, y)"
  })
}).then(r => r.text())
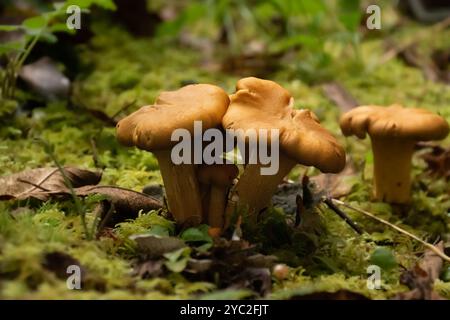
top-left (22, 16), bottom-right (47, 30)
top-left (49, 23), bottom-right (76, 34)
top-left (0, 41), bottom-right (25, 54)
top-left (163, 247), bottom-right (191, 273)
top-left (442, 266), bottom-right (450, 282)
top-left (69, 0), bottom-right (116, 10)
top-left (0, 25), bottom-right (22, 31)
top-left (337, 0), bottom-right (362, 32)
top-left (370, 247), bottom-right (397, 271)
top-left (180, 225), bottom-right (212, 244)
top-left (147, 225), bottom-right (170, 237)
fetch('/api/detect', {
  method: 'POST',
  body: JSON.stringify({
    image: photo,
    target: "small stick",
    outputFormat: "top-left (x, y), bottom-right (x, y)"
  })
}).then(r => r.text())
top-left (110, 99), bottom-right (137, 120)
top-left (323, 197), bottom-right (363, 235)
top-left (331, 198), bottom-right (450, 263)
top-left (17, 179), bottom-right (51, 192)
top-left (90, 137), bottom-right (104, 169)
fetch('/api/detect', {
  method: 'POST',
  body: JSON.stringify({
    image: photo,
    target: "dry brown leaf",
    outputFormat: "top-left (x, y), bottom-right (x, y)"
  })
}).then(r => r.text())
top-left (394, 241), bottom-right (445, 300)
top-left (133, 259), bottom-right (165, 278)
top-left (419, 144), bottom-right (450, 180)
top-left (0, 167), bottom-right (102, 201)
top-left (19, 57), bottom-right (70, 100)
top-left (130, 234), bottom-right (186, 258)
top-left (310, 160), bottom-right (357, 198)
top-left (76, 185), bottom-right (161, 212)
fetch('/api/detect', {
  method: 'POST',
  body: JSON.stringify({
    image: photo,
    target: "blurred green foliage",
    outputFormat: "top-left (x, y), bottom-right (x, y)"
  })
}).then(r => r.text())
top-left (155, 0), bottom-right (369, 82)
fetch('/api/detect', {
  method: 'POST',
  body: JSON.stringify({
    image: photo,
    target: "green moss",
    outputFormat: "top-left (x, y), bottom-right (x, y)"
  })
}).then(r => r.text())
top-left (1, 9), bottom-right (449, 299)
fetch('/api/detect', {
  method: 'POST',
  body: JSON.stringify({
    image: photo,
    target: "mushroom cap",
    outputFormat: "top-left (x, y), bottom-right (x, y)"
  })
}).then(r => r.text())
top-left (340, 104), bottom-right (450, 141)
top-left (197, 164), bottom-right (238, 187)
top-left (222, 77), bottom-right (346, 173)
top-left (116, 84), bottom-right (230, 151)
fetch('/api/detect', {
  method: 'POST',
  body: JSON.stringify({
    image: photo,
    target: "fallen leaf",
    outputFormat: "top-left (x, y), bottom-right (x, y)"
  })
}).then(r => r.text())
top-left (393, 241), bottom-right (445, 300)
top-left (142, 184), bottom-right (165, 202)
top-left (229, 267), bottom-right (272, 296)
top-left (132, 259), bottom-right (165, 278)
top-left (322, 82), bottom-right (359, 112)
top-left (272, 182), bottom-right (302, 215)
top-left (19, 57), bottom-right (70, 100)
top-left (130, 234), bottom-right (186, 258)
top-left (163, 247), bottom-right (192, 273)
top-left (0, 168), bottom-right (163, 226)
top-left (187, 239), bottom-right (276, 297)
top-left (310, 160), bottom-right (357, 198)
top-left (0, 167), bottom-right (102, 201)
top-left (185, 259), bottom-right (214, 274)
top-left (75, 186), bottom-right (163, 225)
top-left (417, 143), bottom-right (450, 179)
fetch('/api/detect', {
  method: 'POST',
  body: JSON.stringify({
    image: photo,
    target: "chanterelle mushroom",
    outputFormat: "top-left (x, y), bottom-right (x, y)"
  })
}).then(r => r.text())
top-left (116, 84), bottom-right (229, 225)
top-left (340, 104), bottom-right (449, 204)
top-left (223, 77), bottom-right (346, 216)
top-left (197, 164), bottom-right (238, 237)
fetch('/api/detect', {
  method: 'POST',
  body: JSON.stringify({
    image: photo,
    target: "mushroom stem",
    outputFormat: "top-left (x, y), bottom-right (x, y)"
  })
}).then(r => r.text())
top-left (208, 185), bottom-right (227, 229)
top-left (199, 184), bottom-right (210, 223)
top-left (154, 149), bottom-right (202, 225)
top-left (227, 152), bottom-right (297, 217)
top-left (371, 137), bottom-right (414, 204)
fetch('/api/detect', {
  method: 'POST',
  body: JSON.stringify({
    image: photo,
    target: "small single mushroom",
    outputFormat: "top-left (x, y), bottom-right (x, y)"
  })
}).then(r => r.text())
top-left (340, 104), bottom-right (449, 203)
top-left (116, 84), bottom-right (229, 225)
top-left (197, 164), bottom-right (238, 236)
top-left (223, 77), bottom-right (345, 216)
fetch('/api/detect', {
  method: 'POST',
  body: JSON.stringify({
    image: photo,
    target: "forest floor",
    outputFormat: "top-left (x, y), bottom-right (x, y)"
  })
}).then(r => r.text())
top-left (0, 17), bottom-right (449, 299)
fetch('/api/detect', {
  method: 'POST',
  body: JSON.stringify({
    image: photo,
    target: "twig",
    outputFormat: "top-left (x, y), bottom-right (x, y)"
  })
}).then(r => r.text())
top-left (110, 99), bottom-right (137, 120)
top-left (15, 168), bottom-right (59, 197)
top-left (331, 198), bottom-right (450, 263)
top-left (323, 197), bottom-right (363, 234)
top-left (380, 17), bottom-right (450, 64)
top-left (17, 178), bottom-right (51, 192)
top-left (90, 137), bottom-right (104, 169)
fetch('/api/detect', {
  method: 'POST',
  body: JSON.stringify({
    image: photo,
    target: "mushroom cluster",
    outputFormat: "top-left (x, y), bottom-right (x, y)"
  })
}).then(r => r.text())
top-left (116, 84), bottom-right (231, 227)
top-left (223, 77), bottom-right (346, 217)
top-left (340, 104), bottom-right (449, 204)
top-left (116, 78), bottom-right (448, 233)
top-left (116, 77), bottom-right (345, 233)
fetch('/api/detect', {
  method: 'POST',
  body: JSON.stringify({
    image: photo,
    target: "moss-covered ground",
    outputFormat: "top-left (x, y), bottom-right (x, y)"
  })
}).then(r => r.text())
top-left (0, 8), bottom-right (449, 299)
